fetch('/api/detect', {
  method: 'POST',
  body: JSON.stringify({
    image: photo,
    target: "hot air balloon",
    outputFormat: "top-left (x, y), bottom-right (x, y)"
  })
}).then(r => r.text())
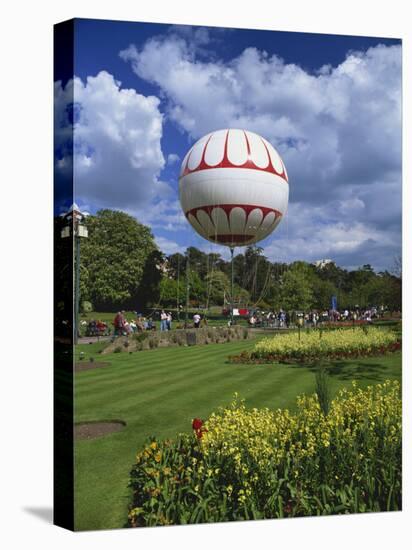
top-left (178, 128), bottom-right (289, 322)
top-left (179, 128), bottom-right (289, 248)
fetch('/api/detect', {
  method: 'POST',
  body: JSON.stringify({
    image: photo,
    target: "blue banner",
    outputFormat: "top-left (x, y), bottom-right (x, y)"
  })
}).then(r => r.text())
top-left (331, 295), bottom-right (337, 311)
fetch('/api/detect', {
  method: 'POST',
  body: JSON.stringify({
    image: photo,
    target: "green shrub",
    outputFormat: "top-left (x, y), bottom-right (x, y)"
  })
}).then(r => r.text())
top-left (128, 381), bottom-right (401, 526)
top-left (81, 301), bottom-right (93, 313)
top-left (133, 332), bottom-right (149, 343)
top-left (113, 346), bottom-right (122, 353)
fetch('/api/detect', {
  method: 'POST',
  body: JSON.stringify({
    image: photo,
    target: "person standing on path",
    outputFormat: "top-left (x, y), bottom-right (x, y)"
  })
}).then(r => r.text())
top-left (160, 310), bottom-right (167, 331)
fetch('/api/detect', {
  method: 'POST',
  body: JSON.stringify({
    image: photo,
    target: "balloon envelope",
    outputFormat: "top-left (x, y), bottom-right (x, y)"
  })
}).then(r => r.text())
top-left (179, 129), bottom-right (289, 247)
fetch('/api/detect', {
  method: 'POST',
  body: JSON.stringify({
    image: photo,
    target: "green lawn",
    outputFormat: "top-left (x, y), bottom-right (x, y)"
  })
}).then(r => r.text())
top-left (74, 338), bottom-right (401, 531)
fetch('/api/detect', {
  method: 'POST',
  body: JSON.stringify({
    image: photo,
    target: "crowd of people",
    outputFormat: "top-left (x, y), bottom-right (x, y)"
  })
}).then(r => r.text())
top-left (80, 305), bottom-right (386, 339)
top-left (248, 310), bottom-right (290, 328)
top-left (113, 311), bottom-right (156, 336)
top-left (81, 319), bottom-right (110, 337)
top-left (324, 306), bottom-right (381, 324)
top-left (246, 306), bottom-right (383, 329)
top-left (110, 310), bottom-right (207, 336)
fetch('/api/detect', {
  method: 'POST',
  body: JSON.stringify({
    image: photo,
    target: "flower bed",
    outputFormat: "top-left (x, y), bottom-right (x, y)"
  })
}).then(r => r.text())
top-left (127, 381), bottom-right (401, 526)
top-left (229, 327), bottom-right (400, 364)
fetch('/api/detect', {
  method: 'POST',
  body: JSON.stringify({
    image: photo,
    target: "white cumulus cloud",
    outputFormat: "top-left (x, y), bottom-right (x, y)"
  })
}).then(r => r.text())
top-left (54, 71), bottom-right (165, 210)
top-left (120, 38), bottom-right (401, 204)
top-left (154, 235), bottom-right (185, 255)
top-left (264, 201), bottom-right (400, 271)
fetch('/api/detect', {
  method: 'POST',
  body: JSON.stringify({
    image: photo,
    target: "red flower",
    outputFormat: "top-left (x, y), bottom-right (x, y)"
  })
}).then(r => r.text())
top-left (192, 418), bottom-right (203, 431)
top-left (192, 418), bottom-right (207, 439)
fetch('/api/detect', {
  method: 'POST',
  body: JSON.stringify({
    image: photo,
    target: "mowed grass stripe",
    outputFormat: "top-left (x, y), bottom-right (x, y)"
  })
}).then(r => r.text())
top-left (82, 337), bottom-right (257, 369)
top-left (75, 364), bottom-right (317, 432)
top-left (75, 358), bottom-right (272, 415)
top-left (74, 342), bottom-right (265, 395)
top-left (76, 339), bottom-right (256, 381)
top-left (74, 355), bottom-right (229, 403)
top-left (75, 351), bottom-right (402, 416)
top-left (158, 363), bottom-right (315, 414)
top-left (78, 341), bottom-right (238, 377)
top-left (75, 345), bottom-right (396, 414)
top-left (75, 352), bottom-right (220, 393)
top-left (75, 341), bottom-right (256, 396)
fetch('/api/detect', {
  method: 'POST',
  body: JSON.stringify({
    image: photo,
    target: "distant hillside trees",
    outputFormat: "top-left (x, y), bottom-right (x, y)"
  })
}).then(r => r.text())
top-left (76, 209), bottom-right (401, 313)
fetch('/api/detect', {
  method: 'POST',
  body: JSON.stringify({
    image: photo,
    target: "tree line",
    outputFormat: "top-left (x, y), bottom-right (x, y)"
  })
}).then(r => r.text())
top-left (59, 210), bottom-right (401, 313)
top-left (162, 248), bottom-right (401, 313)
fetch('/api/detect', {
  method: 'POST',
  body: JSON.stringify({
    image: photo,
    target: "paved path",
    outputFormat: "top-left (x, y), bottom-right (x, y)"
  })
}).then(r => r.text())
top-left (78, 335), bottom-right (112, 344)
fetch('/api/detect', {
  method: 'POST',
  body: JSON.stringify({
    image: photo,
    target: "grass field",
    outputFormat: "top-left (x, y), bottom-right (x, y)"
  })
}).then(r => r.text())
top-left (74, 337), bottom-right (401, 531)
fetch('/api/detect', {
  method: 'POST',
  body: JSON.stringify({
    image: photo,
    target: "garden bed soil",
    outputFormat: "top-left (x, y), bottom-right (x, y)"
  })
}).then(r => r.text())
top-left (75, 421), bottom-right (126, 440)
top-left (75, 361), bottom-right (111, 372)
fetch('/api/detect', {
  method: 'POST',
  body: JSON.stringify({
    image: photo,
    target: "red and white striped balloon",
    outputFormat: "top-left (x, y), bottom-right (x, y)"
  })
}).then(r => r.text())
top-left (179, 129), bottom-right (289, 247)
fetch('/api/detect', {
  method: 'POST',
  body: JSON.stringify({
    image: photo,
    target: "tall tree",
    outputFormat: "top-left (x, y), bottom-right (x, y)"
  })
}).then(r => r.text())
top-left (313, 279), bottom-right (338, 310)
top-left (159, 276), bottom-right (186, 308)
top-left (186, 247), bottom-right (209, 278)
top-left (80, 209), bottom-right (160, 310)
top-left (166, 253), bottom-right (186, 278)
top-left (205, 270), bottom-right (230, 306)
top-left (279, 264), bottom-right (314, 311)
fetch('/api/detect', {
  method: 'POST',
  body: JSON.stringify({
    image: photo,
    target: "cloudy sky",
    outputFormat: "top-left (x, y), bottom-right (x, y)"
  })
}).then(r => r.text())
top-left (54, 19), bottom-right (402, 271)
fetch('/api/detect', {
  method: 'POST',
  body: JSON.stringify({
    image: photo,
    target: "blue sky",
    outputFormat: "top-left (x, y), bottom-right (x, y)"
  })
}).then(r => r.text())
top-left (54, 18), bottom-right (402, 271)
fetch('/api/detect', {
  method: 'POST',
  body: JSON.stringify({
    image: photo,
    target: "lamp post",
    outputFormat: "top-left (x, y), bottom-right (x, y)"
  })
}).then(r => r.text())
top-left (60, 203), bottom-right (89, 345)
top-left (185, 254), bottom-right (190, 328)
top-left (176, 254), bottom-right (180, 322)
top-left (230, 247), bottom-right (234, 326)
